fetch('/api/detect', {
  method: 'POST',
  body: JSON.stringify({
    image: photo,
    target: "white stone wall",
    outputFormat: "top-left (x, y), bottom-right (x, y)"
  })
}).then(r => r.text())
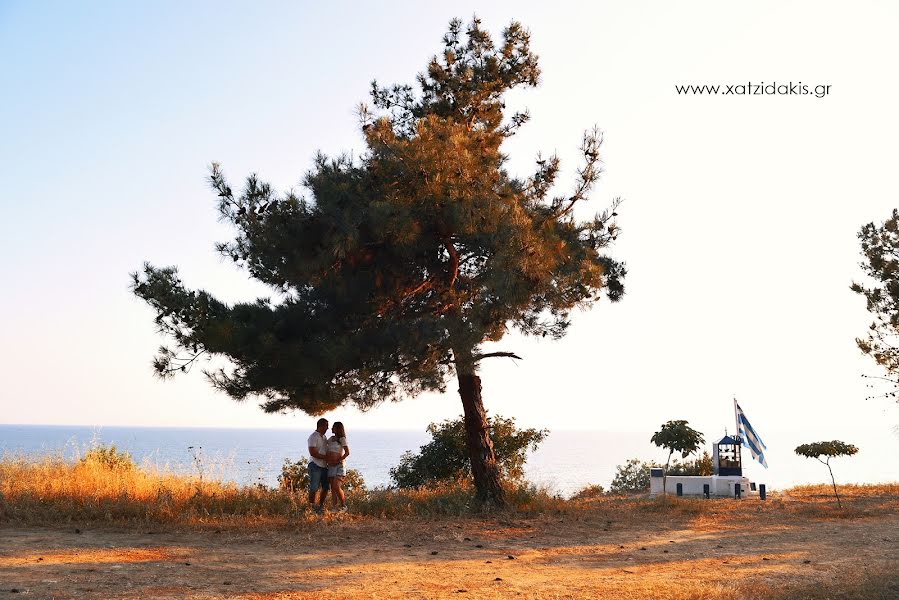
top-left (649, 474), bottom-right (755, 497)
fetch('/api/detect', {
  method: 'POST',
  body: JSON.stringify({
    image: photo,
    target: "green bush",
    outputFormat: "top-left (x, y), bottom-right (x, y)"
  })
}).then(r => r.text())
top-left (78, 445), bottom-right (135, 471)
top-left (278, 457), bottom-right (367, 496)
top-left (278, 457), bottom-right (309, 493)
top-left (609, 458), bottom-right (657, 494)
top-left (609, 451), bottom-right (713, 494)
top-left (389, 414), bottom-right (548, 488)
top-left (667, 450), bottom-right (714, 476)
top-left (342, 468), bottom-right (367, 496)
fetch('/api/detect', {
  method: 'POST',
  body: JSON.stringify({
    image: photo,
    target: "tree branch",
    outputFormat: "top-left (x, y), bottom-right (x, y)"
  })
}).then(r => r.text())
top-left (162, 350), bottom-right (208, 375)
top-left (473, 351), bottom-right (522, 361)
top-left (445, 239), bottom-right (460, 288)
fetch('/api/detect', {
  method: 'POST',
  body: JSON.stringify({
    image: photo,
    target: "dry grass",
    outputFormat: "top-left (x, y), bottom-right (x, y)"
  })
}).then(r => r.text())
top-left (739, 568), bottom-right (899, 600)
top-left (0, 453), bottom-right (303, 527)
top-left (351, 480), bottom-right (570, 519)
top-left (1, 453), bottom-right (896, 530)
top-left (785, 481), bottom-right (899, 498)
top-left (0, 454), bottom-right (571, 527)
top-left (2, 455), bottom-right (898, 599)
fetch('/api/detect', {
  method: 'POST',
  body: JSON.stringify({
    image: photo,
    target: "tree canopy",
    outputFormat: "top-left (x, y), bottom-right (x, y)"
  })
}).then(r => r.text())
top-left (794, 441), bottom-right (858, 461)
top-left (651, 420), bottom-right (705, 460)
top-left (132, 17), bottom-right (626, 503)
top-left (853, 209), bottom-right (899, 401)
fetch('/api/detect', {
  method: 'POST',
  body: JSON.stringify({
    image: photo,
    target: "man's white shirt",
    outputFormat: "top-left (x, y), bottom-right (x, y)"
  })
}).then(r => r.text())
top-left (307, 431), bottom-right (328, 468)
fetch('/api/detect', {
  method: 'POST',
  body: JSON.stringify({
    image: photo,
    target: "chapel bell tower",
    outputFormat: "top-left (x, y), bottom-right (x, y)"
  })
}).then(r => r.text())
top-left (713, 434), bottom-right (742, 476)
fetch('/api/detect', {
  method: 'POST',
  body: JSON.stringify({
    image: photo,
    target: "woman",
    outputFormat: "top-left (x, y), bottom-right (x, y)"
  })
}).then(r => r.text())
top-left (325, 421), bottom-right (350, 512)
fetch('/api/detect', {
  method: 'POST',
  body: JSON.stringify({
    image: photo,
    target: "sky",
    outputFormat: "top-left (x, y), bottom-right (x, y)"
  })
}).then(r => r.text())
top-left (2, 1), bottom-right (899, 467)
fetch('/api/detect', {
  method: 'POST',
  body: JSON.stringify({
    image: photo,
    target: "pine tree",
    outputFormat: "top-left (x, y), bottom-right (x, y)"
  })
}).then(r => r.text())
top-left (132, 18), bottom-right (626, 504)
top-left (853, 209), bottom-right (899, 401)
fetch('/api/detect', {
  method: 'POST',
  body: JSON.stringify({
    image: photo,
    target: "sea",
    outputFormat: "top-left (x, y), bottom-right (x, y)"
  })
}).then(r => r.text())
top-left (1, 425), bottom-right (897, 496)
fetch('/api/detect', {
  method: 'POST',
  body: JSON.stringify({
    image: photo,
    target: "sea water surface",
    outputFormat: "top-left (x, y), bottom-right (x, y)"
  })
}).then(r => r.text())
top-left (1, 425), bottom-right (897, 496)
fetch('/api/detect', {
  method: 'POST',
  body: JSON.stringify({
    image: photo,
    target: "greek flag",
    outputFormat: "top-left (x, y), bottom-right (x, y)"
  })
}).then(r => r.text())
top-left (735, 399), bottom-right (768, 468)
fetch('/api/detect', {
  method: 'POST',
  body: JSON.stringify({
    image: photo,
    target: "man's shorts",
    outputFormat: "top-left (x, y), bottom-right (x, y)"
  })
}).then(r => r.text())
top-left (328, 463), bottom-right (345, 479)
top-left (308, 462), bottom-right (329, 493)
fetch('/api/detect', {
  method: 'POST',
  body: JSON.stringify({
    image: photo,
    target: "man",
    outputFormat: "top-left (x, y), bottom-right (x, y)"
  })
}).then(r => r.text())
top-left (307, 418), bottom-right (330, 513)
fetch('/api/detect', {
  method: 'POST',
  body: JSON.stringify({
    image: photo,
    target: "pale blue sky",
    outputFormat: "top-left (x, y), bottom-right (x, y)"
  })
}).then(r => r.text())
top-left (2, 2), bottom-right (899, 482)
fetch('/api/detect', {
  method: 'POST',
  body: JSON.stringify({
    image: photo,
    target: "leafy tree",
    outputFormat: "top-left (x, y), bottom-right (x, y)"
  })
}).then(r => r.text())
top-left (131, 18), bottom-right (625, 504)
top-left (794, 440), bottom-right (858, 508)
top-left (853, 209), bottom-right (899, 402)
top-left (390, 414), bottom-right (547, 488)
top-left (650, 420), bottom-right (705, 496)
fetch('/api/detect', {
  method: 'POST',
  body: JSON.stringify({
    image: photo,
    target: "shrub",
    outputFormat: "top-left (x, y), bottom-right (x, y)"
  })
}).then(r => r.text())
top-left (389, 414), bottom-right (548, 488)
top-left (571, 484), bottom-right (605, 500)
top-left (279, 457), bottom-right (367, 496)
top-left (667, 451), bottom-right (714, 476)
top-left (78, 445), bottom-right (135, 471)
top-left (609, 450), bottom-right (712, 495)
top-left (278, 457), bottom-right (309, 493)
top-left (342, 468), bottom-right (368, 496)
top-left (609, 458), bottom-right (657, 494)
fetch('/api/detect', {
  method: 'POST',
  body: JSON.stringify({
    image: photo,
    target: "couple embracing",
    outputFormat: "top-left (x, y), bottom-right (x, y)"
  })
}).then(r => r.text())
top-left (307, 418), bottom-right (350, 513)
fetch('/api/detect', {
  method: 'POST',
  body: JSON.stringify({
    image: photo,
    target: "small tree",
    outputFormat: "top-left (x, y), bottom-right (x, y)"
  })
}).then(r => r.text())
top-left (794, 440), bottom-right (858, 508)
top-left (650, 420), bottom-right (705, 496)
top-left (390, 414), bottom-right (547, 488)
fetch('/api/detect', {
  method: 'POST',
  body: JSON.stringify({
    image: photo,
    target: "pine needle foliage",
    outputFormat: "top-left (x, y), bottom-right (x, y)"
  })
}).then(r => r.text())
top-left (131, 18), bottom-right (625, 503)
top-left (852, 209), bottom-right (899, 401)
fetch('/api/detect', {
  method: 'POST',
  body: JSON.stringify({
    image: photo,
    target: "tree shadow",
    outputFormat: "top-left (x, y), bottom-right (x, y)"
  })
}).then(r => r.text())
top-left (1, 504), bottom-right (897, 598)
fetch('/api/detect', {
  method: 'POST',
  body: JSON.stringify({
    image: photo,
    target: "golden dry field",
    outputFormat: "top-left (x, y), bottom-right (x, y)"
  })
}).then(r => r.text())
top-left (1, 457), bottom-right (897, 599)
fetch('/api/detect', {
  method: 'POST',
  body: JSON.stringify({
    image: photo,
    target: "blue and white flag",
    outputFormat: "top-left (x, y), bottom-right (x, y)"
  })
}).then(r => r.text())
top-left (735, 399), bottom-right (768, 468)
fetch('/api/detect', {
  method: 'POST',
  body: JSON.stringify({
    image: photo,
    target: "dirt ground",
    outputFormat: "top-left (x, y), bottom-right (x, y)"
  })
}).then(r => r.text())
top-left (2, 502), bottom-right (898, 599)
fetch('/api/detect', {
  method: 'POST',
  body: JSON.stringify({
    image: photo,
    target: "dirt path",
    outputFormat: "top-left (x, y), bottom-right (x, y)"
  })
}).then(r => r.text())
top-left (2, 509), bottom-right (898, 599)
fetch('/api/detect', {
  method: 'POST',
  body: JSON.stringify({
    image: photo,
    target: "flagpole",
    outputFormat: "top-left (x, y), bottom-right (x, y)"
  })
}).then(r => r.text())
top-left (733, 397), bottom-right (739, 443)
top-left (734, 397), bottom-right (744, 477)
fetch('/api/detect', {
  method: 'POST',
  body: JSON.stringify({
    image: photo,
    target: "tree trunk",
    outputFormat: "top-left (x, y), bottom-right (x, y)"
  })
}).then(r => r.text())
top-left (454, 349), bottom-right (506, 506)
top-left (662, 452), bottom-right (672, 503)
top-left (826, 459), bottom-right (842, 509)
